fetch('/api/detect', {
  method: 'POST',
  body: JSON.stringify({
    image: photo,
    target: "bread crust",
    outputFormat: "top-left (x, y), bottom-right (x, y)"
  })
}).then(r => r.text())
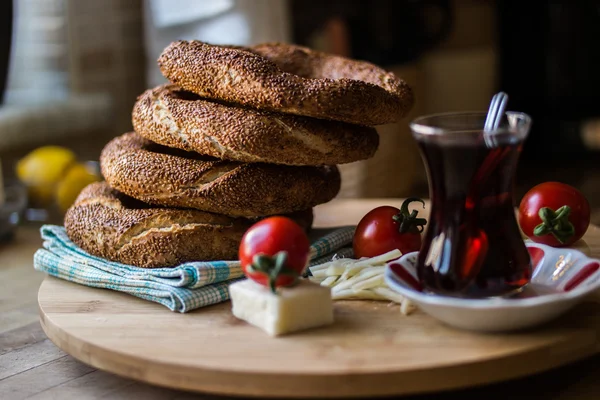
top-left (100, 132), bottom-right (341, 217)
top-left (158, 41), bottom-right (414, 126)
top-left (64, 182), bottom-right (314, 268)
top-left (132, 84), bottom-right (379, 166)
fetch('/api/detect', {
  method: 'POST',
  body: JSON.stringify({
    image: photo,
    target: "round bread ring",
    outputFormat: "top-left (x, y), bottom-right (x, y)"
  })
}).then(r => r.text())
top-left (158, 41), bottom-right (414, 126)
top-left (64, 182), bottom-right (314, 268)
top-left (100, 132), bottom-right (341, 217)
top-left (132, 84), bottom-right (379, 166)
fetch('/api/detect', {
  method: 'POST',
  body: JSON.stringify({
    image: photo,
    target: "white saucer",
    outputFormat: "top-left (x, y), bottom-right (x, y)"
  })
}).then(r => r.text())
top-left (384, 242), bottom-right (600, 332)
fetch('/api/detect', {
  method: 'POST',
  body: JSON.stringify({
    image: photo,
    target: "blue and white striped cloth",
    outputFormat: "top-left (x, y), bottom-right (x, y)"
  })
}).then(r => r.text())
top-left (33, 225), bottom-right (354, 312)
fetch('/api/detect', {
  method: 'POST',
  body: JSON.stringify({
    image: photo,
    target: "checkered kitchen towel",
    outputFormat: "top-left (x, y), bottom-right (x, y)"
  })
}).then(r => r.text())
top-left (33, 225), bottom-right (355, 312)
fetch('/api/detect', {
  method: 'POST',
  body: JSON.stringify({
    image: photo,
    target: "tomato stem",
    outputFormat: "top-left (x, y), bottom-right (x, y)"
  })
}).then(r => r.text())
top-left (249, 251), bottom-right (298, 294)
top-left (533, 205), bottom-right (575, 244)
top-left (393, 197), bottom-right (427, 234)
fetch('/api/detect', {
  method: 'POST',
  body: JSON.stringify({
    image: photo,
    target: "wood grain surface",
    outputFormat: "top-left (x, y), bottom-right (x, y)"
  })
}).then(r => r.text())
top-left (1, 199), bottom-right (600, 399)
top-left (28, 199), bottom-right (600, 399)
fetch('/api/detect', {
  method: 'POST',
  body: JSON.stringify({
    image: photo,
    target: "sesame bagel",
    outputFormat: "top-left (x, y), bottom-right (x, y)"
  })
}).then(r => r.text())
top-left (132, 84), bottom-right (379, 166)
top-left (100, 132), bottom-right (341, 217)
top-left (158, 41), bottom-right (414, 126)
top-left (64, 182), bottom-right (314, 268)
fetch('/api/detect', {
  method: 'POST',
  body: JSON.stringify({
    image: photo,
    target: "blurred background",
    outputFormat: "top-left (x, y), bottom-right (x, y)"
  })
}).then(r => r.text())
top-left (0, 0), bottom-right (599, 225)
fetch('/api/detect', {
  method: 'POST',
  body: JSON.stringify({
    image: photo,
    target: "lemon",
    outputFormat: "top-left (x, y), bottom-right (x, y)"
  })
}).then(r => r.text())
top-left (17, 146), bottom-right (77, 206)
top-left (55, 163), bottom-right (101, 211)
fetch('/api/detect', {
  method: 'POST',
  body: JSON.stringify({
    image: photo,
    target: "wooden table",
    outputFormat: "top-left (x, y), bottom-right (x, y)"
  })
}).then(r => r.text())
top-left (1, 199), bottom-right (600, 399)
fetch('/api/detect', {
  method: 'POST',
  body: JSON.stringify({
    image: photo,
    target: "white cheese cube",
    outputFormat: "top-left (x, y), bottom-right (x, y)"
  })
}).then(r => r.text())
top-left (229, 279), bottom-right (334, 336)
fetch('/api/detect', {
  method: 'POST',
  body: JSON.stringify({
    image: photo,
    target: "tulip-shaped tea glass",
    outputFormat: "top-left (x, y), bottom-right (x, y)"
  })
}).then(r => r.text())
top-left (411, 112), bottom-right (532, 297)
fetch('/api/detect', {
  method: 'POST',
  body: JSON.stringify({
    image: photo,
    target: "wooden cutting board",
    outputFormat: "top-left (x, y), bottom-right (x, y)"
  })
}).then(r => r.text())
top-left (38, 199), bottom-right (600, 398)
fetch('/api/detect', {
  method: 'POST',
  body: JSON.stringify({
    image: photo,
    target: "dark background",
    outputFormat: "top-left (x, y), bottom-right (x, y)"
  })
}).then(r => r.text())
top-left (291, 0), bottom-right (600, 162)
top-left (0, 0), bottom-right (12, 104)
top-left (289, 0), bottom-right (600, 211)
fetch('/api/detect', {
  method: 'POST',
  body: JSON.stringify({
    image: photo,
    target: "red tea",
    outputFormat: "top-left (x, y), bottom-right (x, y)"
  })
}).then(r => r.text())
top-left (413, 117), bottom-right (532, 297)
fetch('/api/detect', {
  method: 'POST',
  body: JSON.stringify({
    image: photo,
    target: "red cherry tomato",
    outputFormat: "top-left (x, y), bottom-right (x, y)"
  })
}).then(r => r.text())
top-left (353, 198), bottom-right (427, 258)
top-left (239, 216), bottom-right (310, 291)
top-left (518, 182), bottom-right (590, 247)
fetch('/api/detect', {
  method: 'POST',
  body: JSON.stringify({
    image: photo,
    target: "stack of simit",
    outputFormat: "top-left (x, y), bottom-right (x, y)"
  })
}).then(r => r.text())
top-left (64, 41), bottom-right (414, 268)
